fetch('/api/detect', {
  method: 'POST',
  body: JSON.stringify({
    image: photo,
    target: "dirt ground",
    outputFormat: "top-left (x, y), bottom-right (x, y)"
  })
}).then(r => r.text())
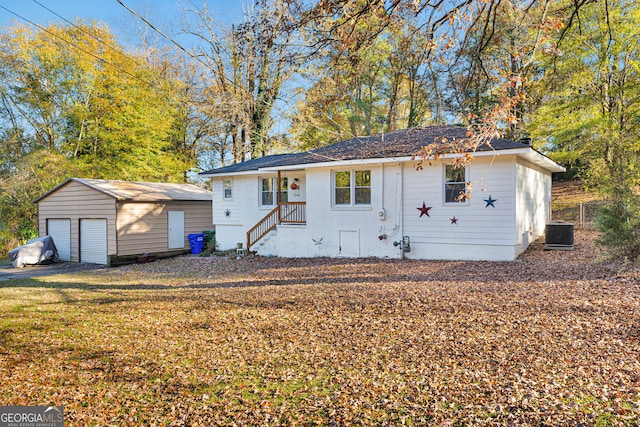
top-left (1, 230), bottom-right (638, 425)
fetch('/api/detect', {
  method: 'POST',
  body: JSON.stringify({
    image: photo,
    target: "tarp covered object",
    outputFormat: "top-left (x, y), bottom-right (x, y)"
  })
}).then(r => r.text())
top-left (9, 235), bottom-right (59, 268)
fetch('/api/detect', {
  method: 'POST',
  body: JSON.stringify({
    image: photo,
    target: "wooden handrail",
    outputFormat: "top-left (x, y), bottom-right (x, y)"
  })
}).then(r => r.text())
top-left (246, 205), bottom-right (279, 251)
top-left (246, 202), bottom-right (306, 251)
top-left (280, 202), bottom-right (306, 224)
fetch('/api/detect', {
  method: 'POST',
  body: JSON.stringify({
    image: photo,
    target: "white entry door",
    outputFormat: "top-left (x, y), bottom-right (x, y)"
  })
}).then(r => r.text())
top-left (80, 219), bottom-right (107, 264)
top-left (168, 211), bottom-right (185, 249)
top-left (47, 219), bottom-right (71, 261)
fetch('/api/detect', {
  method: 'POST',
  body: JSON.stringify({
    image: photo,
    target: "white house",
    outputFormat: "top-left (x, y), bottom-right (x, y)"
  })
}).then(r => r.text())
top-left (200, 126), bottom-right (565, 261)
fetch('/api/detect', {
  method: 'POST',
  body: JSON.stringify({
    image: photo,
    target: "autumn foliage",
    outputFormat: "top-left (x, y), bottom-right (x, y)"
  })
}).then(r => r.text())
top-left (0, 231), bottom-right (638, 425)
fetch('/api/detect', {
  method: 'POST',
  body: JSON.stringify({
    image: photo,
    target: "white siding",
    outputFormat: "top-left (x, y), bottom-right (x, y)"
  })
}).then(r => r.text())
top-left (402, 156), bottom-right (517, 260)
top-left (211, 176), bottom-right (250, 249)
top-left (275, 164), bottom-right (402, 258)
top-left (211, 152), bottom-right (554, 261)
top-left (515, 158), bottom-right (552, 255)
top-left (212, 177), bottom-right (244, 228)
top-left (214, 172), bottom-right (311, 251)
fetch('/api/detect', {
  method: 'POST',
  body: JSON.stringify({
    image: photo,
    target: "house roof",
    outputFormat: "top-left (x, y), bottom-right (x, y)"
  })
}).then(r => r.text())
top-left (201, 153), bottom-right (304, 175)
top-left (35, 178), bottom-right (212, 202)
top-left (200, 125), bottom-right (543, 176)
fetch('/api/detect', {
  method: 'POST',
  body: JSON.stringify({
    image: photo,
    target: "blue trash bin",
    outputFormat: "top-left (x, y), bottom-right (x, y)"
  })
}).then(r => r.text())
top-left (188, 233), bottom-right (205, 254)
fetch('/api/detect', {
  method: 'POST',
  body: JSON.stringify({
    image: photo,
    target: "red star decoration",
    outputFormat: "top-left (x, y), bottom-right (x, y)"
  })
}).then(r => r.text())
top-left (450, 216), bottom-right (458, 224)
top-left (417, 202), bottom-right (432, 218)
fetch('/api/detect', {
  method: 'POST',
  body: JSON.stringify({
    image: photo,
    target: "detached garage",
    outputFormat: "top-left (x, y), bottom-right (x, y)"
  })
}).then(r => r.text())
top-left (36, 178), bottom-right (213, 266)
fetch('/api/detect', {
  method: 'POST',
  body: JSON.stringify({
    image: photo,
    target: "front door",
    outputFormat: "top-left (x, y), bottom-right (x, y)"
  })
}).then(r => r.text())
top-left (287, 174), bottom-right (306, 202)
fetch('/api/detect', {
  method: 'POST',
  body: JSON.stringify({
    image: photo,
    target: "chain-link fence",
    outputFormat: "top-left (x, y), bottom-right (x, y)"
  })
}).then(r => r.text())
top-left (550, 200), bottom-right (605, 230)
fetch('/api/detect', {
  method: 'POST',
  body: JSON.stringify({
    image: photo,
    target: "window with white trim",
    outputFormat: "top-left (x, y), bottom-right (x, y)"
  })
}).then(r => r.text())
top-left (260, 177), bottom-right (274, 206)
top-left (444, 164), bottom-right (468, 203)
top-left (334, 170), bottom-right (371, 206)
top-left (223, 178), bottom-right (233, 200)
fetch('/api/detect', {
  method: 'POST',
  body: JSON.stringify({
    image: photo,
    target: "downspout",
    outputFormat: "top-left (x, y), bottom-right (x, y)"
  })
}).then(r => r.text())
top-left (380, 163), bottom-right (385, 216)
top-left (397, 163), bottom-right (404, 259)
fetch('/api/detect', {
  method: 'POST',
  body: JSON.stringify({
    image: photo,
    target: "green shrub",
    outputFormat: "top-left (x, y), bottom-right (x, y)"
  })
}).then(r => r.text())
top-left (595, 195), bottom-right (640, 262)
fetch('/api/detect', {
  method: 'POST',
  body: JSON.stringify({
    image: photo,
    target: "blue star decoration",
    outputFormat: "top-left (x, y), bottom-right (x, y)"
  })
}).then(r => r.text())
top-left (450, 216), bottom-right (458, 224)
top-left (417, 202), bottom-right (432, 218)
top-left (224, 209), bottom-right (231, 217)
top-left (484, 195), bottom-right (497, 208)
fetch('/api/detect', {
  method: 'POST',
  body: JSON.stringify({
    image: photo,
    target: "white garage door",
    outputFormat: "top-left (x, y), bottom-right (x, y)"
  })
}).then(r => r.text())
top-left (47, 219), bottom-right (71, 261)
top-left (80, 219), bottom-right (107, 265)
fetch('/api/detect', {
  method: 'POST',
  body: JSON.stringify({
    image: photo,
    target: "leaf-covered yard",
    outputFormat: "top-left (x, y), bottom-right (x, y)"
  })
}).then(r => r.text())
top-left (0, 231), bottom-right (638, 426)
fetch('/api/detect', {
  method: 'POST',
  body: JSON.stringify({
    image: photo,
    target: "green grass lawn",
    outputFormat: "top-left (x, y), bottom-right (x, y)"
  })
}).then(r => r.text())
top-left (0, 231), bottom-right (638, 426)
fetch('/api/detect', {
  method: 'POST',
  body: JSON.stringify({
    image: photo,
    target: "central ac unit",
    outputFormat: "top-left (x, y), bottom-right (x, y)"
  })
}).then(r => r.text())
top-left (544, 222), bottom-right (574, 250)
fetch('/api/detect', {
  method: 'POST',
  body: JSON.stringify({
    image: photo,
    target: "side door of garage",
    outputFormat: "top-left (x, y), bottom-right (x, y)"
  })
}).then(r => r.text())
top-left (47, 219), bottom-right (71, 261)
top-left (80, 219), bottom-right (108, 264)
top-left (168, 211), bottom-right (185, 249)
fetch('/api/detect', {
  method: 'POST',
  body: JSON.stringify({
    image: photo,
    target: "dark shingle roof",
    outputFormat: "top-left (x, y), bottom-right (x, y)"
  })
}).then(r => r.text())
top-left (200, 126), bottom-right (528, 175)
top-left (200, 153), bottom-right (303, 174)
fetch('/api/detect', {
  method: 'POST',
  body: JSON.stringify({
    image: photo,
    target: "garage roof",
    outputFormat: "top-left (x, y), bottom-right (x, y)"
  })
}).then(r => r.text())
top-left (36, 178), bottom-right (212, 202)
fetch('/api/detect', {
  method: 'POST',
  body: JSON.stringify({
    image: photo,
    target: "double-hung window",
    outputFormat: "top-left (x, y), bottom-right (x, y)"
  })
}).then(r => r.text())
top-left (334, 170), bottom-right (371, 206)
top-left (261, 177), bottom-right (275, 206)
top-left (444, 164), bottom-right (468, 203)
top-left (223, 178), bottom-right (233, 200)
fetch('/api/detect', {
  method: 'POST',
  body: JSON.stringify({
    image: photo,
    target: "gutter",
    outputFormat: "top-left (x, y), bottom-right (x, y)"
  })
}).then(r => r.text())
top-left (202, 147), bottom-right (565, 177)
